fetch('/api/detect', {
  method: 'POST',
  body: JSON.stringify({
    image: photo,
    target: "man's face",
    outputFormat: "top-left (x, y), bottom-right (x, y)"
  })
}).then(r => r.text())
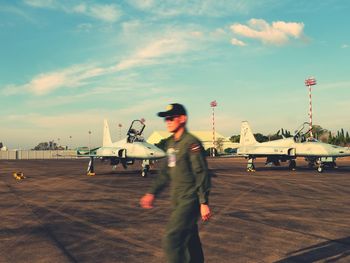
top-left (165, 115), bottom-right (187, 133)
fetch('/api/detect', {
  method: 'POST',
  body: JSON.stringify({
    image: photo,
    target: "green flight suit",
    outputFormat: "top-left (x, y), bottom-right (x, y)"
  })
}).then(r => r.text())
top-left (149, 130), bottom-right (211, 263)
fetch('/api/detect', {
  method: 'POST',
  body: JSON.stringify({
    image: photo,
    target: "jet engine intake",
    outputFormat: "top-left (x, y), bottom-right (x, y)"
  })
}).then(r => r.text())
top-left (118, 149), bottom-right (127, 158)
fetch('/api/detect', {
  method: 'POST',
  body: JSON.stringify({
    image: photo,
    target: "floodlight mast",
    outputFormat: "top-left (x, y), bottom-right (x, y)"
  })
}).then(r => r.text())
top-left (304, 77), bottom-right (317, 138)
top-left (210, 100), bottom-right (217, 156)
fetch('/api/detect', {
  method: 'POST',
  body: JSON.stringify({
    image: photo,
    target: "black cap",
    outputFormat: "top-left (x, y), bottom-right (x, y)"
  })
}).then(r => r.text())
top-left (157, 103), bottom-right (187, 117)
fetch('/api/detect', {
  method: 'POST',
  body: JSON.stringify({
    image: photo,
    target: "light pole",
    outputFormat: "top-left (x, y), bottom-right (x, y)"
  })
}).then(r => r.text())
top-left (69, 136), bottom-right (72, 150)
top-left (88, 130), bottom-right (92, 153)
top-left (57, 138), bottom-right (60, 158)
top-left (210, 100), bottom-right (217, 156)
top-left (304, 77), bottom-right (317, 138)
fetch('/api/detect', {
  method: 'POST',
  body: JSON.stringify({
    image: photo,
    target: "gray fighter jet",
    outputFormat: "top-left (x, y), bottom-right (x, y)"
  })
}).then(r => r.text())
top-left (78, 119), bottom-right (166, 176)
top-left (237, 121), bottom-right (350, 173)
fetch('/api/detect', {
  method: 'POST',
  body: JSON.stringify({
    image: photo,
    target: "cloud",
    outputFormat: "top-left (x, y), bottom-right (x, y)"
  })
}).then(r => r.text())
top-left (25, 73), bottom-right (167, 108)
top-left (79, 4), bottom-right (121, 23)
top-left (129, 0), bottom-right (155, 9)
top-left (3, 18), bottom-right (214, 97)
top-left (76, 23), bottom-right (93, 32)
top-left (190, 31), bottom-right (203, 38)
top-left (211, 28), bottom-right (227, 36)
top-left (230, 18), bottom-right (305, 45)
top-left (23, 1), bottom-right (121, 22)
top-left (2, 63), bottom-right (111, 96)
top-left (3, 26), bottom-right (204, 96)
top-left (231, 38), bottom-right (246, 46)
top-left (116, 33), bottom-right (191, 71)
top-left (23, 0), bottom-right (56, 8)
top-left (128, 0), bottom-right (257, 17)
top-left (341, 44), bottom-right (349, 48)
top-left (0, 5), bottom-right (37, 23)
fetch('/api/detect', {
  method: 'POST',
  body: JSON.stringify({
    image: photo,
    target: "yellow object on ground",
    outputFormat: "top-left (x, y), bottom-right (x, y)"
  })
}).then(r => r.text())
top-left (87, 172), bottom-right (96, 176)
top-left (13, 172), bottom-right (26, 180)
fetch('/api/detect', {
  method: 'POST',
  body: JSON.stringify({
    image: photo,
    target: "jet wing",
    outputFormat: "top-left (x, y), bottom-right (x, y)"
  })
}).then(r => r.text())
top-left (77, 147), bottom-right (126, 158)
top-left (77, 147), bottom-right (100, 156)
top-left (238, 146), bottom-right (294, 156)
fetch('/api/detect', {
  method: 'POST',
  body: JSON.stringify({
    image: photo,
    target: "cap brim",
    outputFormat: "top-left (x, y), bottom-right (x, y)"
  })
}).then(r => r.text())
top-left (157, 111), bottom-right (174, 117)
top-left (157, 111), bottom-right (168, 117)
top-left (157, 109), bottom-right (187, 117)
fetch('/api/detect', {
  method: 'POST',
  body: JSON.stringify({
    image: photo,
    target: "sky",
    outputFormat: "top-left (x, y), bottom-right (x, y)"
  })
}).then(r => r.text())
top-left (0, 0), bottom-right (349, 149)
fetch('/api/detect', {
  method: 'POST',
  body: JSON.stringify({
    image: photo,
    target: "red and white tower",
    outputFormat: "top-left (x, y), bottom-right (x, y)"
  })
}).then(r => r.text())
top-left (210, 100), bottom-right (217, 156)
top-left (304, 77), bottom-right (317, 137)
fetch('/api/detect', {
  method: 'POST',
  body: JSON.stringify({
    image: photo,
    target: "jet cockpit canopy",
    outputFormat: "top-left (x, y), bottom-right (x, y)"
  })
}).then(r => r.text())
top-left (293, 122), bottom-right (311, 143)
top-left (127, 120), bottom-right (146, 143)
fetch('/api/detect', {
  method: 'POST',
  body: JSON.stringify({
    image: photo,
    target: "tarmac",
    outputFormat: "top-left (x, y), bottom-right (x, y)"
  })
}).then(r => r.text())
top-left (1, 157), bottom-right (349, 263)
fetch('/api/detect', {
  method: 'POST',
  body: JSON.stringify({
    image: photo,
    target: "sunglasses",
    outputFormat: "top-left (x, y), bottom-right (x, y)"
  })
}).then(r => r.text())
top-left (164, 115), bottom-right (179, 122)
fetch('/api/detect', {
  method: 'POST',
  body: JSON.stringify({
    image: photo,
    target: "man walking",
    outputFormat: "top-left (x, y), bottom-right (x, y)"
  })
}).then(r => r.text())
top-left (140, 103), bottom-right (211, 263)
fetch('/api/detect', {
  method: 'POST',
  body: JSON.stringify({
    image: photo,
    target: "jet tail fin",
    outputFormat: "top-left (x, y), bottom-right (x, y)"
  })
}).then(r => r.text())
top-left (240, 121), bottom-right (257, 146)
top-left (103, 119), bottom-right (113, 147)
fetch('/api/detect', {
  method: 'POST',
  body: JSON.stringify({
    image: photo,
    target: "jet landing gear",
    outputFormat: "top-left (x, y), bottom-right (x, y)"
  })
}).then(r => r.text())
top-left (246, 158), bottom-right (256, 172)
top-left (288, 160), bottom-right (296, 171)
top-left (141, 159), bottom-right (150, 177)
top-left (316, 159), bottom-right (325, 173)
top-left (87, 157), bottom-right (96, 176)
top-left (315, 157), bottom-right (337, 173)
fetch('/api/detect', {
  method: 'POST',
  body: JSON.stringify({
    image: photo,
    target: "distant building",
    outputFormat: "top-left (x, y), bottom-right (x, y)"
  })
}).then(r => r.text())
top-left (147, 131), bottom-right (239, 153)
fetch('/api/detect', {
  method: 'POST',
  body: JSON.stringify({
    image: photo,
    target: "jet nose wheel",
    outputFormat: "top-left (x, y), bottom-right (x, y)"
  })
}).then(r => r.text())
top-left (141, 165), bottom-right (150, 177)
top-left (141, 161), bottom-right (150, 177)
top-left (289, 160), bottom-right (296, 171)
top-left (141, 166), bottom-right (149, 177)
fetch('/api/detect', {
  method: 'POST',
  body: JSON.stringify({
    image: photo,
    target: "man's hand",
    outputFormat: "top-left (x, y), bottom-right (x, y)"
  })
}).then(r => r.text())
top-left (140, 193), bottom-right (155, 209)
top-left (200, 204), bottom-right (211, 221)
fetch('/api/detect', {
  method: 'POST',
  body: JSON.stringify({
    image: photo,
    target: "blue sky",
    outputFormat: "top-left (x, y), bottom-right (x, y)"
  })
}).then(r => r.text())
top-left (0, 0), bottom-right (349, 149)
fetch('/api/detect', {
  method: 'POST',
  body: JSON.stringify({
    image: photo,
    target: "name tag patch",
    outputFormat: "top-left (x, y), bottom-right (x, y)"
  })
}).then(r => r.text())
top-left (167, 148), bottom-right (177, 167)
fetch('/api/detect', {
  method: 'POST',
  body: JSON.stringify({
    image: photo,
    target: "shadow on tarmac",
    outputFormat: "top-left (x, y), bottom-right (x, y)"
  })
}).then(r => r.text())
top-left (275, 236), bottom-right (350, 263)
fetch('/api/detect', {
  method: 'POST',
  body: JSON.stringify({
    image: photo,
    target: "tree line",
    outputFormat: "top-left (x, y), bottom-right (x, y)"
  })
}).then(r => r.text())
top-left (33, 141), bottom-right (66, 150)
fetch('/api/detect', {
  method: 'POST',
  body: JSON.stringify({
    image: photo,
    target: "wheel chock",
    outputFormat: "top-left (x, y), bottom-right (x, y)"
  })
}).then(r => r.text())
top-left (87, 171), bottom-right (96, 176)
top-left (13, 172), bottom-right (26, 180)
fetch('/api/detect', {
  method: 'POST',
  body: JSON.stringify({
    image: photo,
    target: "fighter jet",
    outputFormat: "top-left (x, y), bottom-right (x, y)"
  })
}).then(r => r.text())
top-left (237, 121), bottom-right (350, 173)
top-left (78, 119), bottom-right (166, 177)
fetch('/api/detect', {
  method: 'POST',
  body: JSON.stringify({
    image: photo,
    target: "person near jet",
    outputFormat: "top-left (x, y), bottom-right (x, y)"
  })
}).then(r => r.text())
top-left (140, 103), bottom-right (212, 263)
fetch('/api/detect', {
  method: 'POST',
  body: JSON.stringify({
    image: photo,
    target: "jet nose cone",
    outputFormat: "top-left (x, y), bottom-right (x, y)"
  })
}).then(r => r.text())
top-left (156, 149), bottom-right (166, 158)
top-left (155, 148), bottom-right (166, 158)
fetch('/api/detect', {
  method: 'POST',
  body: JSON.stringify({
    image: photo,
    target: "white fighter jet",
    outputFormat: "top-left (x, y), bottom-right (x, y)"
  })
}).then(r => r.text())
top-left (78, 119), bottom-right (166, 177)
top-left (237, 121), bottom-right (350, 173)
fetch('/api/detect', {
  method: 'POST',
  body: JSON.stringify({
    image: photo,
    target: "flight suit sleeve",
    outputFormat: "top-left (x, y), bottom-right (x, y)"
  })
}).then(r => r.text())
top-left (189, 141), bottom-right (211, 204)
top-left (148, 141), bottom-right (170, 196)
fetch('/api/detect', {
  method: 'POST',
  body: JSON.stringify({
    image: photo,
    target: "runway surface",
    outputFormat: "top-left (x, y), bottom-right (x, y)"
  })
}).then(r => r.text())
top-left (1, 157), bottom-right (349, 263)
